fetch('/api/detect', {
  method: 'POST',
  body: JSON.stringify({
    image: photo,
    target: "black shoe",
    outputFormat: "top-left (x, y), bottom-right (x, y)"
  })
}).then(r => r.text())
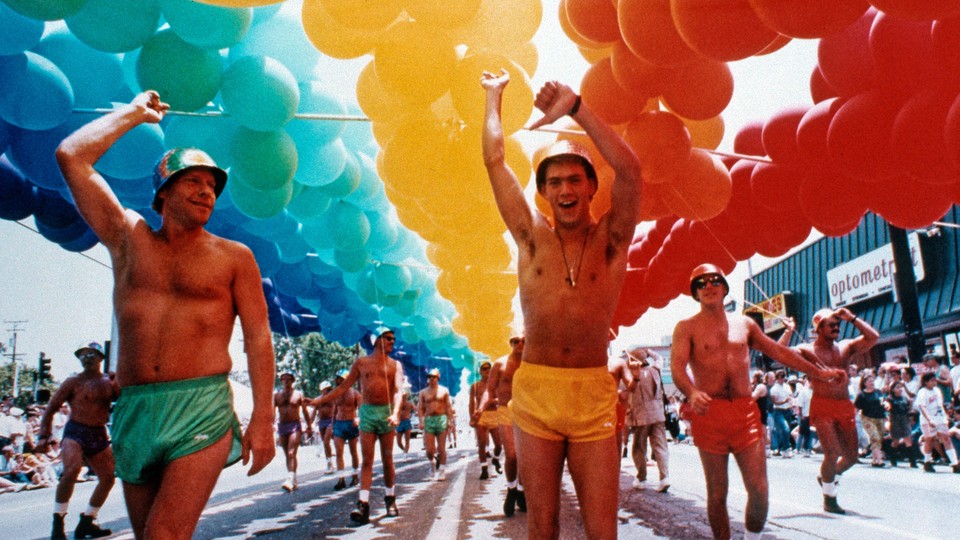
top-left (435, 455), bottom-right (441, 470)
top-left (75, 513), bottom-right (111, 539)
top-left (492, 457), bottom-right (502, 474)
top-left (385, 495), bottom-right (399, 517)
top-left (923, 461), bottom-right (936, 473)
top-left (871, 462), bottom-right (885, 468)
top-left (516, 489), bottom-right (527, 513)
top-left (350, 474), bottom-right (359, 487)
top-left (504, 487), bottom-right (518, 517)
top-left (349, 500), bottom-right (370, 524)
top-left (823, 495), bottom-right (845, 515)
top-left (622, 446), bottom-right (628, 458)
top-left (952, 463), bottom-right (960, 474)
top-left (479, 467), bottom-right (489, 480)
top-left (334, 477), bottom-right (347, 491)
top-left (51, 514), bottom-right (66, 540)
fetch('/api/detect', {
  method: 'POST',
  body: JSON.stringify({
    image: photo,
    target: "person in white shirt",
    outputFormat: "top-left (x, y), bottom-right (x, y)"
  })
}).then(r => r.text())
top-left (795, 377), bottom-right (815, 456)
top-left (914, 372), bottom-right (960, 473)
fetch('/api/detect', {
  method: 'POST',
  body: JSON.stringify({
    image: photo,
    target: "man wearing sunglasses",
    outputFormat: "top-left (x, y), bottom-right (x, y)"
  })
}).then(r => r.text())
top-left (780, 306), bottom-right (878, 515)
top-left (37, 342), bottom-right (119, 540)
top-left (672, 265), bottom-right (843, 540)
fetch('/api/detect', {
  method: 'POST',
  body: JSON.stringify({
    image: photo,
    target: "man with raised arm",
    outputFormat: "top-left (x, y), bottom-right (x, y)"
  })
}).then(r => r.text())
top-left (55, 90), bottom-right (276, 539)
top-left (313, 328), bottom-right (404, 524)
top-left (780, 307), bottom-right (879, 514)
top-left (672, 265), bottom-right (842, 540)
top-left (482, 70), bottom-right (642, 539)
top-left (37, 342), bottom-right (119, 540)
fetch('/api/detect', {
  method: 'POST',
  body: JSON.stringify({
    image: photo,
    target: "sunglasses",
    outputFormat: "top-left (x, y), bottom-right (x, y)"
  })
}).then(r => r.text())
top-left (693, 275), bottom-right (725, 290)
top-left (78, 352), bottom-right (101, 360)
top-left (825, 321), bottom-right (840, 329)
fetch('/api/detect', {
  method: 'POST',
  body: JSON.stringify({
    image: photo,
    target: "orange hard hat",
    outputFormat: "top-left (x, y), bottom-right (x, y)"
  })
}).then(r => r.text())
top-left (689, 263), bottom-right (729, 299)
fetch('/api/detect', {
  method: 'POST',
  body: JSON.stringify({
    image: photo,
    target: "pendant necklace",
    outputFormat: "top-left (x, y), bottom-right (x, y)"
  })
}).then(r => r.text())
top-left (557, 227), bottom-right (590, 288)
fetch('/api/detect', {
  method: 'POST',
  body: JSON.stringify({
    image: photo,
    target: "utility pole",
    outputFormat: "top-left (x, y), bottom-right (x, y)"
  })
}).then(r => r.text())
top-left (3, 320), bottom-right (28, 398)
top-left (888, 226), bottom-right (925, 364)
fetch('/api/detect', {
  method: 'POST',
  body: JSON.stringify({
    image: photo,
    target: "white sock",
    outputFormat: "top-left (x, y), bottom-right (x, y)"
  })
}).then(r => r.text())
top-left (744, 530), bottom-right (762, 540)
top-left (821, 480), bottom-right (837, 497)
top-left (385, 486), bottom-right (395, 496)
top-left (341, 470), bottom-right (349, 479)
top-left (353, 467), bottom-right (359, 475)
top-left (507, 479), bottom-right (518, 489)
top-left (923, 450), bottom-right (933, 462)
top-left (359, 489), bottom-right (369, 503)
top-left (517, 483), bottom-right (524, 492)
top-left (85, 505), bottom-right (100, 518)
top-left (54, 502), bottom-right (68, 515)
top-left (947, 448), bottom-right (959, 464)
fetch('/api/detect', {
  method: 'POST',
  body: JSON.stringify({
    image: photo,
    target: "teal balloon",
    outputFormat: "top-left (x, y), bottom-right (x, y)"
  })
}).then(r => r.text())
top-left (163, 114), bottom-right (238, 171)
top-left (325, 201), bottom-right (369, 251)
top-left (160, 0), bottom-right (251, 50)
top-left (0, 52), bottom-right (73, 130)
top-left (121, 48), bottom-right (141, 94)
top-left (230, 4), bottom-right (320, 82)
top-left (354, 267), bottom-right (379, 305)
top-left (221, 55), bottom-right (298, 132)
top-left (300, 218), bottom-right (334, 251)
top-left (286, 83), bottom-right (347, 147)
top-left (318, 152), bottom-right (360, 198)
top-left (227, 175), bottom-right (292, 220)
top-left (276, 231), bottom-right (310, 264)
top-left (137, 29), bottom-right (223, 112)
top-left (104, 173), bottom-right (153, 209)
top-left (343, 152), bottom-right (380, 207)
top-left (374, 263), bottom-right (412, 296)
top-left (365, 211), bottom-right (399, 252)
top-left (334, 247), bottom-right (369, 273)
top-left (32, 31), bottom-right (124, 109)
top-left (95, 123), bottom-right (164, 179)
top-left (0, 2), bottom-right (43, 55)
top-left (391, 290), bottom-right (421, 317)
top-left (287, 182), bottom-right (331, 221)
top-left (341, 104), bottom-right (379, 157)
top-left (241, 210), bottom-right (297, 238)
top-left (294, 139), bottom-right (346, 187)
top-left (66, 0), bottom-right (161, 53)
top-left (229, 127), bottom-right (297, 191)
top-left (1, 0), bottom-right (86, 21)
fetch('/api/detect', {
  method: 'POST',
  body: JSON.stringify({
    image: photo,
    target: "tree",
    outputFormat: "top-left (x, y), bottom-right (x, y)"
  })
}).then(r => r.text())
top-left (0, 362), bottom-right (57, 408)
top-left (273, 332), bottom-right (358, 397)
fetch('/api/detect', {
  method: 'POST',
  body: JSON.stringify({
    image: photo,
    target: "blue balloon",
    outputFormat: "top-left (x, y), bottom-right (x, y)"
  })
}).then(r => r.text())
top-left (0, 2), bottom-right (43, 55)
top-left (103, 173), bottom-right (154, 209)
top-left (0, 158), bottom-right (40, 221)
top-left (276, 230), bottom-right (310, 264)
top-left (325, 201), bottom-right (369, 251)
top-left (344, 152), bottom-right (382, 208)
top-left (33, 189), bottom-right (82, 229)
top-left (7, 115), bottom-right (87, 191)
top-left (32, 30), bottom-right (124, 109)
top-left (66, 0), bottom-right (161, 53)
top-left (163, 114), bottom-right (238, 172)
top-left (0, 118), bottom-right (11, 154)
top-left (239, 232), bottom-right (281, 278)
top-left (319, 285), bottom-right (348, 315)
top-left (59, 227), bottom-right (100, 252)
top-left (35, 213), bottom-right (89, 244)
top-left (0, 52), bottom-right (73, 131)
top-left (340, 104), bottom-right (379, 157)
top-left (161, 0), bottom-right (252, 50)
top-left (97, 122), bottom-right (165, 180)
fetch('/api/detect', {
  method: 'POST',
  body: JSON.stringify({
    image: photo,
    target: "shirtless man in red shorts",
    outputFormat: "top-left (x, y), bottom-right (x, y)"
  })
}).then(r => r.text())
top-left (672, 265), bottom-right (841, 540)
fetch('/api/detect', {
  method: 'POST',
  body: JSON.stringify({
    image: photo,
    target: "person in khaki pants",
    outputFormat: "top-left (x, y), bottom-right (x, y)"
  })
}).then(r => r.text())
top-left (626, 347), bottom-right (670, 493)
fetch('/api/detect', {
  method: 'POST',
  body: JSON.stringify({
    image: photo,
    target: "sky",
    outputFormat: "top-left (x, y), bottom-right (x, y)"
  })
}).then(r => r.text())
top-left (0, 0), bottom-right (823, 383)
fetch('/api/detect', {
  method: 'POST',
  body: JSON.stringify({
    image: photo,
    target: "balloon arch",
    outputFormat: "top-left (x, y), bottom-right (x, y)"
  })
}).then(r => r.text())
top-left (2, 0), bottom-right (959, 376)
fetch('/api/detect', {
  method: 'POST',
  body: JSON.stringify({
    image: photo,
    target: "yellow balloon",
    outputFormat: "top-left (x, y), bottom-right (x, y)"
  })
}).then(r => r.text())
top-left (302, 0), bottom-right (383, 60)
top-left (374, 21), bottom-right (457, 107)
top-left (455, 0), bottom-right (542, 51)
top-left (450, 54), bottom-right (533, 136)
top-left (356, 60), bottom-right (420, 122)
top-left (316, 0), bottom-right (403, 31)
top-left (509, 41), bottom-right (539, 76)
top-left (196, 0), bottom-right (282, 6)
top-left (406, 0), bottom-right (482, 27)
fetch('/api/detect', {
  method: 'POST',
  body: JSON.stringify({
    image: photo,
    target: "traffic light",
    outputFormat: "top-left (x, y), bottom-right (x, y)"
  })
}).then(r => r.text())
top-left (38, 353), bottom-right (51, 383)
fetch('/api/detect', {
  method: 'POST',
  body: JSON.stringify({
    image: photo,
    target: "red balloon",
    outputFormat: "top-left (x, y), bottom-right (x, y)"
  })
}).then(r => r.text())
top-left (891, 88), bottom-right (959, 183)
top-left (869, 12), bottom-right (940, 96)
top-left (932, 16), bottom-right (960, 90)
top-left (868, 174), bottom-right (954, 229)
top-left (749, 162), bottom-right (802, 212)
top-left (670, 0), bottom-right (779, 62)
top-left (733, 121), bottom-right (766, 156)
top-left (618, 0), bottom-right (701, 67)
top-left (761, 106), bottom-right (809, 166)
top-left (798, 171), bottom-right (867, 234)
top-left (817, 8), bottom-right (878, 97)
top-left (867, 0), bottom-right (960, 21)
top-left (796, 97), bottom-right (846, 167)
top-left (566, 0), bottom-right (621, 44)
top-left (827, 90), bottom-right (905, 181)
top-left (748, 0), bottom-right (869, 39)
top-left (752, 204), bottom-right (812, 258)
top-left (944, 93), bottom-right (960, 170)
top-left (810, 65), bottom-right (839, 104)
top-left (610, 40), bottom-right (677, 99)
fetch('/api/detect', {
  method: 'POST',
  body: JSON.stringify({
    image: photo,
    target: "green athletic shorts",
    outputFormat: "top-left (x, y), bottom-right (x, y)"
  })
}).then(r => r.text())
top-left (359, 404), bottom-right (393, 435)
top-left (111, 374), bottom-right (242, 484)
top-left (424, 414), bottom-right (448, 435)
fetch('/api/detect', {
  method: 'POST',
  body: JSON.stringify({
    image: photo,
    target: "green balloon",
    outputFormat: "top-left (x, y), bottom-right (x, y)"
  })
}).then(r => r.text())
top-left (229, 127), bottom-right (297, 191)
top-left (66, 0), bottom-right (161, 53)
top-left (334, 247), bottom-right (369, 273)
top-left (227, 176), bottom-right (291, 219)
top-left (325, 201), bottom-right (369, 251)
top-left (2, 0), bottom-right (87, 21)
top-left (136, 29), bottom-right (222, 112)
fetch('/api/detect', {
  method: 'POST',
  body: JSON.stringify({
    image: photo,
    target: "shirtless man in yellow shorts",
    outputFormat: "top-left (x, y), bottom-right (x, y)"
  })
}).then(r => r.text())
top-left (482, 70), bottom-right (642, 539)
top-left (470, 359), bottom-right (502, 480)
top-left (672, 265), bottom-right (841, 540)
top-left (56, 91), bottom-right (275, 539)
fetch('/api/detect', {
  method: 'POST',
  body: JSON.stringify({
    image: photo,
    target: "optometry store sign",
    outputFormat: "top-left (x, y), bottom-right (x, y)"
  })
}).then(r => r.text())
top-left (826, 233), bottom-right (924, 309)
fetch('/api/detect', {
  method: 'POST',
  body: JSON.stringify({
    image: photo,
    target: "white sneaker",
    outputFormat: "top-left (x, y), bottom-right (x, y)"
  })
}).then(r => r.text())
top-left (436, 469), bottom-right (446, 481)
top-left (657, 478), bottom-right (670, 493)
top-left (632, 478), bottom-right (647, 490)
top-left (282, 480), bottom-right (294, 492)
top-left (784, 449), bottom-right (794, 459)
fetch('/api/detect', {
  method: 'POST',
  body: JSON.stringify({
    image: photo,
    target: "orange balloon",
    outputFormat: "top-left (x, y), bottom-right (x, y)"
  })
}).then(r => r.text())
top-left (623, 111), bottom-right (692, 183)
top-left (566, 0), bottom-right (622, 44)
top-left (578, 44), bottom-right (613, 65)
top-left (660, 59), bottom-right (734, 120)
top-left (867, 0), bottom-right (960, 21)
top-left (747, 0), bottom-right (869, 39)
top-left (670, 0), bottom-right (779, 62)
top-left (618, 0), bottom-right (701, 67)
top-left (302, 0), bottom-right (382, 60)
top-left (610, 40), bottom-right (678, 99)
top-left (661, 149), bottom-right (732, 220)
top-left (637, 182), bottom-right (674, 221)
top-left (683, 115), bottom-right (725, 150)
top-left (559, 0), bottom-right (609, 49)
top-left (581, 57), bottom-right (657, 126)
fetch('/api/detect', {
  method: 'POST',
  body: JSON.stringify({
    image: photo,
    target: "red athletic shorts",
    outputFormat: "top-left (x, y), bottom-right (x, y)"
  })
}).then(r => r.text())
top-left (690, 397), bottom-right (764, 455)
top-left (809, 396), bottom-right (856, 430)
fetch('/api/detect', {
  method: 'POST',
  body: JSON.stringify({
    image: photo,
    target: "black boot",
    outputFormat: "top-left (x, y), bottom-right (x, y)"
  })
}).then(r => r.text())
top-left (384, 495), bottom-right (399, 517)
top-left (492, 456), bottom-right (502, 474)
top-left (503, 487), bottom-right (518, 517)
top-left (516, 489), bottom-right (527, 513)
top-left (350, 474), bottom-right (359, 486)
top-left (889, 446), bottom-right (899, 467)
top-left (823, 495), bottom-right (846, 515)
top-left (51, 514), bottom-right (66, 540)
top-left (479, 466), bottom-right (489, 480)
top-left (334, 477), bottom-right (347, 491)
top-left (349, 500), bottom-right (370, 524)
top-left (75, 513), bottom-right (111, 539)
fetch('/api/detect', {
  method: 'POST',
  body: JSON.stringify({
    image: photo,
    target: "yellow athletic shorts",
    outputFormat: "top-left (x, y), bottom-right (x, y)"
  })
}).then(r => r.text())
top-left (478, 409), bottom-right (499, 429)
top-left (509, 363), bottom-right (617, 443)
top-left (497, 405), bottom-right (513, 427)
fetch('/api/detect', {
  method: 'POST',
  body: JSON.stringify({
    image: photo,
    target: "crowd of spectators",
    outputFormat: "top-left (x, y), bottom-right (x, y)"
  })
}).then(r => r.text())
top-left (0, 399), bottom-right (89, 494)
top-left (747, 350), bottom-right (960, 471)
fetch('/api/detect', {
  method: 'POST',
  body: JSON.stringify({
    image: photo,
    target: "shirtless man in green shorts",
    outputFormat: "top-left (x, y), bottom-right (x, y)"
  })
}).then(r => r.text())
top-left (314, 327), bottom-right (404, 524)
top-left (418, 368), bottom-right (454, 481)
top-left (56, 91), bottom-right (276, 539)
top-left (482, 70), bottom-right (641, 539)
